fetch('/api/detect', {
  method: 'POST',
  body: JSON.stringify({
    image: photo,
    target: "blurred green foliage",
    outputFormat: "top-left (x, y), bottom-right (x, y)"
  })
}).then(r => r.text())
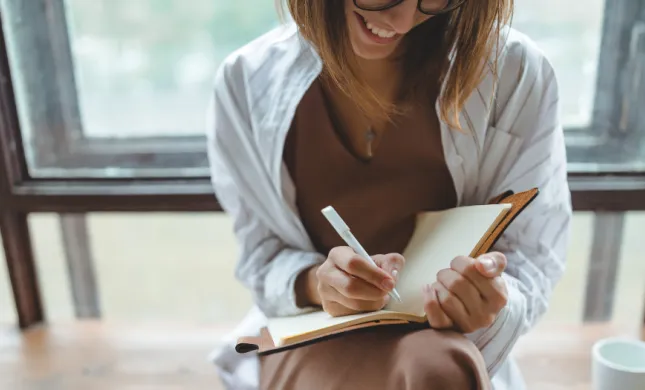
top-left (66, 0), bottom-right (279, 90)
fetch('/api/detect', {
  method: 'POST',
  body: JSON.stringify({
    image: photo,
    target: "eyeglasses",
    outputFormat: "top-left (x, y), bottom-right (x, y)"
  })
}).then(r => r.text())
top-left (353, 0), bottom-right (466, 16)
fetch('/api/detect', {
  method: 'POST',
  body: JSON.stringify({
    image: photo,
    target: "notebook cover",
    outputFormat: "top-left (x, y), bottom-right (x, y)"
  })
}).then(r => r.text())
top-left (235, 187), bottom-right (539, 355)
top-left (237, 319), bottom-right (418, 355)
top-left (473, 187), bottom-right (539, 257)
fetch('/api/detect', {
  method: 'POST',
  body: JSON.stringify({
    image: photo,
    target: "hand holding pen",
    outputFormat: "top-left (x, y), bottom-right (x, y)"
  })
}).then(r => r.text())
top-left (312, 206), bottom-right (404, 317)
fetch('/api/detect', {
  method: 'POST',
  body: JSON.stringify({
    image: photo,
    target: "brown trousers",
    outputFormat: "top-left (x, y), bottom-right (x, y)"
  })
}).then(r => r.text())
top-left (260, 326), bottom-right (491, 390)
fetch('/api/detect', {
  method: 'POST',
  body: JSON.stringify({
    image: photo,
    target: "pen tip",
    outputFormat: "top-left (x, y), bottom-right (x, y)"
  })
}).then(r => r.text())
top-left (392, 290), bottom-right (402, 302)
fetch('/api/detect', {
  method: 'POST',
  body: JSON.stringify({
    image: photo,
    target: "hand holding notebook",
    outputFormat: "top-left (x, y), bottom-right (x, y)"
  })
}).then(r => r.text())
top-left (424, 250), bottom-right (509, 332)
top-left (235, 188), bottom-right (539, 355)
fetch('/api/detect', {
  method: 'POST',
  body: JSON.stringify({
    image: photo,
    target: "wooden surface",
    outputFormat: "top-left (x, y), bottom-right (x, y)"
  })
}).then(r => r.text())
top-left (0, 321), bottom-right (642, 390)
top-left (0, 321), bottom-right (228, 389)
top-left (513, 323), bottom-right (643, 390)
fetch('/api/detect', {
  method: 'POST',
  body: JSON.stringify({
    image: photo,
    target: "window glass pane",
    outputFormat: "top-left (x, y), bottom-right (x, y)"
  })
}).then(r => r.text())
top-left (10, 213), bottom-right (253, 324)
top-left (512, 0), bottom-right (605, 128)
top-left (88, 213), bottom-right (251, 323)
top-left (612, 212), bottom-right (645, 326)
top-left (28, 212), bottom-right (645, 325)
top-left (29, 214), bottom-right (76, 322)
top-left (66, 0), bottom-right (278, 139)
top-left (27, 212), bottom-right (251, 324)
top-left (6, 0), bottom-right (645, 177)
top-left (543, 211), bottom-right (645, 328)
top-left (20, 211), bottom-right (645, 328)
top-left (540, 212), bottom-right (594, 324)
top-left (67, 0), bottom-right (604, 137)
top-left (0, 0), bottom-right (279, 178)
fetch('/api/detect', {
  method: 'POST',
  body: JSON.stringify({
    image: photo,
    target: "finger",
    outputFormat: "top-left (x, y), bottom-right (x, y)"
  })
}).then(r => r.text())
top-left (436, 268), bottom-right (483, 317)
top-left (323, 300), bottom-right (359, 317)
top-left (329, 247), bottom-right (394, 291)
top-left (434, 282), bottom-right (473, 333)
top-left (325, 284), bottom-right (389, 313)
top-left (423, 284), bottom-right (453, 329)
top-left (372, 253), bottom-right (405, 282)
top-left (323, 267), bottom-right (388, 301)
top-left (486, 276), bottom-right (508, 312)
top-left (450, 256), bottom-right (508, 303)
top-left (475, 252), bottom-right (507, 278)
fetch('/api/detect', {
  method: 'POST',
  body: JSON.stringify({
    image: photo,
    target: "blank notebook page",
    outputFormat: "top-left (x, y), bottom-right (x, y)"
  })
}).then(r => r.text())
top-left (267, 310), bottom-right (386, 346)
top-left (385, 204), bottom-right (511, 315)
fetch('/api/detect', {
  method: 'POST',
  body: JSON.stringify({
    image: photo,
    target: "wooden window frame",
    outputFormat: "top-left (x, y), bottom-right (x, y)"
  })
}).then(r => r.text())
top-left (0, 0), bottom-right (644, 329)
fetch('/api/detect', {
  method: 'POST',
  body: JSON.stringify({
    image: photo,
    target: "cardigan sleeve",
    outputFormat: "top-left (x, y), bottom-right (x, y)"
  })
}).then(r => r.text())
top-left (464, 34), bottom-right (573, 376)
top-left (206, 58), bottom-right (325, 318)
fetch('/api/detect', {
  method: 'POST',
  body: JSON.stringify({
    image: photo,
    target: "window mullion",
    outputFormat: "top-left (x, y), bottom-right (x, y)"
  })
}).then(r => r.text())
top-left (590, 0), bottom-right (642, 136)
top-left (0, 0), bottom-right (82, 170)
top-left (615, 1), bottom-right (645, 166)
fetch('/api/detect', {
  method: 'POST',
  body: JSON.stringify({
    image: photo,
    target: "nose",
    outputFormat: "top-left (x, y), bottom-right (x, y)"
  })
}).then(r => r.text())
top-left (379, 0), bottom-right (419, 34)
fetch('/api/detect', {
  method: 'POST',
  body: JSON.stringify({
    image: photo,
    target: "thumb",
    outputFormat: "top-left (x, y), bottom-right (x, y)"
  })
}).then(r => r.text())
top-left (475, 252), bottom-right (507, 278)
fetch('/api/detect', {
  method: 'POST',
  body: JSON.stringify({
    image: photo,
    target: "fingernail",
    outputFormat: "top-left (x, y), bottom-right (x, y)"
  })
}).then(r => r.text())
top-left (382, 278), bottom-right (394, 291)
top-left (480, 257), bottom-right (497, 273)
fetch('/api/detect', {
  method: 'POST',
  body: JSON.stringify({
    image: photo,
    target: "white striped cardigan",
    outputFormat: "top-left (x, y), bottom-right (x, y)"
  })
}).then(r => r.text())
top-left (206, 22), bottom-right (573, 390)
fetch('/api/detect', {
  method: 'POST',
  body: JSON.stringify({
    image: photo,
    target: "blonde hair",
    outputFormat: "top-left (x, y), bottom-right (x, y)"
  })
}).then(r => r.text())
top-left (278, 0), bottom-right (514, 129)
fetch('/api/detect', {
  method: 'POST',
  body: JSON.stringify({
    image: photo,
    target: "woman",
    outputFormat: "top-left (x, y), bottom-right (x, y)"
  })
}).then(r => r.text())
top-left (207, 0), bottom-right (572, 389)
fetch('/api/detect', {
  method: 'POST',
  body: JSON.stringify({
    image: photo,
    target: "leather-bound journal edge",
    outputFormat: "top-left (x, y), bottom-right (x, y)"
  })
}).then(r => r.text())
top-left (473, 187), bottom-right (539, 258)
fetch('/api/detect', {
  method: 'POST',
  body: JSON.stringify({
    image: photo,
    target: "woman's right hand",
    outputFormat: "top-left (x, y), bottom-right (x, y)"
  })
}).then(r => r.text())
top-left (315, 246), bottom-right (405, 317)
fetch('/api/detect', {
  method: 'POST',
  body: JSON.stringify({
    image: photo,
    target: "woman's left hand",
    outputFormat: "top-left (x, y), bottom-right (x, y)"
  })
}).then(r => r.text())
top-left (423, 252), bottom-right (509, 333)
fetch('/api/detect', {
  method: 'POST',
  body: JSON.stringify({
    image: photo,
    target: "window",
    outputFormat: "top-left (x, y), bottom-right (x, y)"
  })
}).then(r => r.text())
top-left (514, 1), bottom-right (605, 129)
top-left (1, 0), bottom-right (644, 330)
top-left (1, 0), bottom-right (279, 178)
top-left (513, 0), bottom-right (645, 174)
top-left (1, 0), bottom-right (644, 179)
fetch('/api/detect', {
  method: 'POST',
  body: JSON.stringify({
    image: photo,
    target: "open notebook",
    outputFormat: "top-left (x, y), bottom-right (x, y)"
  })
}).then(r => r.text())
top-left (236, 188), bottom-right (538, 355)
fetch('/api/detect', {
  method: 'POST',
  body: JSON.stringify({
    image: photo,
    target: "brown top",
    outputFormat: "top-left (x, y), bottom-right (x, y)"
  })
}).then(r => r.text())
top-left (283, 78), bottom-right (457, 257)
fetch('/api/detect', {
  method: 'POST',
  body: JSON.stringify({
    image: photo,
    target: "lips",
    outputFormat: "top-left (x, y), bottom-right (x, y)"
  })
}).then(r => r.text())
top-left (354, 12), bottom-right (400, 45)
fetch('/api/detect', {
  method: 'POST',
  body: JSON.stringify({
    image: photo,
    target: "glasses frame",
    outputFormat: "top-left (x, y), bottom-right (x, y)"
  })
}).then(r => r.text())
top-left (353, 0), bottom-right (466, 15)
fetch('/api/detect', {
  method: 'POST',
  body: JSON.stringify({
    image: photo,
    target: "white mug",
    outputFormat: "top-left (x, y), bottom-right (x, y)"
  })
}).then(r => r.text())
top-left (592, 337), bottom-right (645, 390)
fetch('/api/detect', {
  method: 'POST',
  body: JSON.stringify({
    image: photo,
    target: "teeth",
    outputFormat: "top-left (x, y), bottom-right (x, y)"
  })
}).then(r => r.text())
top-left (364, 20), bottom-right (396, 39)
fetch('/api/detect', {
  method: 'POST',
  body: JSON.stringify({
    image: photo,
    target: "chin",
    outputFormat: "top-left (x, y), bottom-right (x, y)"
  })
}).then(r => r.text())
top-left (351, 41), bottom-right (399, 61)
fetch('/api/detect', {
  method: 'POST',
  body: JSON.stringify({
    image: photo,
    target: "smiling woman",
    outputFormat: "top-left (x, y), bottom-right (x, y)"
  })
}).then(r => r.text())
top-left (352, 0), bottom-right (466, 43)
top-left (284, 0), bottom-right (512, 129)
top-left (0, 1), bottom-right (643, 389)
top-left (207, 0), bottom-right (574, 389)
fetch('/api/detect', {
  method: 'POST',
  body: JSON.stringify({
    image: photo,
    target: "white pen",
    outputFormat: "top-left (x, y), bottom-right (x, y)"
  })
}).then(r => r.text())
top-left (321, 205), bottom-right (402, 302)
